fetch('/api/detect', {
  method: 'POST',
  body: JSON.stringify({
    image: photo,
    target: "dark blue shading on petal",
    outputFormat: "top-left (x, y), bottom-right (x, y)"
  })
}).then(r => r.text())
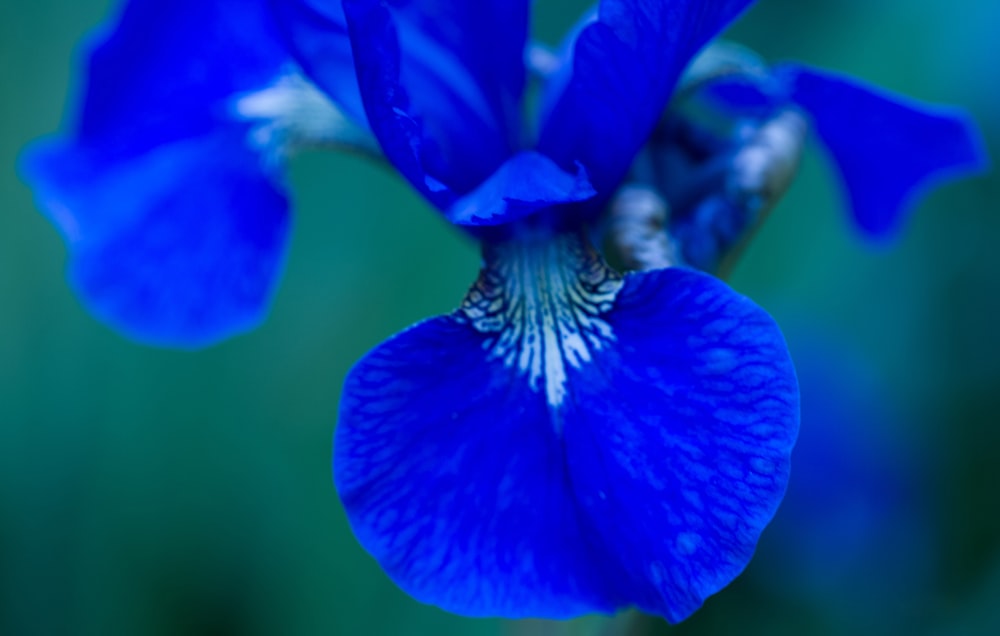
top-left (19, 0), bottom-right (301, 347)
top-left (341, 0), bottom-right (528, 203)
top-left (78, 0), bottom-right (290, 161)
top-left (539, 0), bottom-right (756, 201)
top-left (446, 152), bottom-right (595, 226)
top-left (699, 74), bottom-right (785, 116)
top-left (751, 322), bottom-right (935, 624)
top-left (267, 0), bottom-right (368, 127)
top-left (779, 64), bottom-right (989, 238)
top-left (336, 235), bottom-right (798, 620)
top-left (21, 133), bottom-right (289, 348)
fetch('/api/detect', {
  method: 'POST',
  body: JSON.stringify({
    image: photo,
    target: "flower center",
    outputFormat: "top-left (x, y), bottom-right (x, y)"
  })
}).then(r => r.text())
top-left (457, 232), bottom-right (623, 415)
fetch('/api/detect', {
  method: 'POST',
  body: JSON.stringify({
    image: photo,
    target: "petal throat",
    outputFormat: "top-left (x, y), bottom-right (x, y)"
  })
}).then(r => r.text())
top-left (458, 233), bottom-right (622, 413)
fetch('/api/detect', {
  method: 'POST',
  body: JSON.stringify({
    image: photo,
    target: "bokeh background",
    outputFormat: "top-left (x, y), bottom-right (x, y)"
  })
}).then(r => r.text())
top-left (2, 1), bottom-right (998, 634)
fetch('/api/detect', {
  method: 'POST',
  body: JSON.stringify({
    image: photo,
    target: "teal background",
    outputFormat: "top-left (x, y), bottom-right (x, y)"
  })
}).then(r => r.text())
top-left (1, 1), bottom-right (998, 634)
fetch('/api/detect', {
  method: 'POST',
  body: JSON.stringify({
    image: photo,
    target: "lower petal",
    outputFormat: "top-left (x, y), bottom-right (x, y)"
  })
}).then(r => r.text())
top-left (337, 313), bottom-right (618, 618)
top-left (562, 267), bottom-right (798, 622)
top-left (336, 232), bottom-right (798, 620)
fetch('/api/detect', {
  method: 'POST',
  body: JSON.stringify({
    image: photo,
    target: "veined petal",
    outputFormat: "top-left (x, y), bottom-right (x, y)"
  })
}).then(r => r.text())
top-left (778, 64), bottom-right (989, 238)
top-left (341, 0), bottom-right (529, 204)
top-left (539, 0), bottom-right (756, 200)
top-left (21, 133), bottom-right (289, 348)
top-left (561, 266), bottom-right (797, 622)
top-left (530, 8), bottom-right (598, 127)
top-left (337, 233), bottom-right (798, 620)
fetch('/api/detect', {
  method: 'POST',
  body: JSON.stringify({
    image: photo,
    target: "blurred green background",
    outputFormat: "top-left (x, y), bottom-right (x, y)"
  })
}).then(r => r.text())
top-left (1, 1), bottom-right (998, 635)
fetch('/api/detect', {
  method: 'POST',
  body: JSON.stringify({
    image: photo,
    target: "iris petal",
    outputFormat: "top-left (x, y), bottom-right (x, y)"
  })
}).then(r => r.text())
top-left (446, 152), bottom-right (595, 226)
top-left (77, 0), bottom-right (290, 160)
top-left (562, 267), bottom-right (798, 622)
top-left (779, 65), bottom-right (989, 238)
top-left (337, 234), bottom-right (798, 620)
top-left (337, 314), bottom-right (617, 618)
top-left (539, 0), bottom-right (756, 200)
top-left (19, 0), bottom-right (299, 347)
top-left (267, 0), bottom-right (368, 126)
top-left (21, 134), bottom-right (289, 348)
top-left (341, 0), bottom-right (529, 201)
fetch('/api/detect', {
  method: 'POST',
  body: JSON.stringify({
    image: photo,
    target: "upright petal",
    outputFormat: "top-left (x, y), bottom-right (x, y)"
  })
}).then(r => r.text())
top-left (78, 0), bottom-right (290, 160)
top-left (267, 0), bottom-right (368, 126)
top-left (779, 65), bottom-right (988, 238)
top-left (539, 0), bottom-right (756, 199)
top-left (340, 0), bottom-right (529, 202)
top-left (336, 233), bottom-right (798, 620)
top-left (19, 0), bottom-right (305, 346)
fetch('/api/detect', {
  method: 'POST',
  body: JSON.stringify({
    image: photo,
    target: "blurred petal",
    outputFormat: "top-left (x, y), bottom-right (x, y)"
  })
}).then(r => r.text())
top-left (751, 321), bottom-right (935, 623)
top-left (539, 0), bottom-right (755, 199)
top-left (337, 234), bottom-right (798, 620)
top-left (21, 133), bottom-right (289, 348)
top-left (16, 0), bottom-right (338, 347)
top-left (338, 314), bottom-right (616, 619)
top-left (699, 73), bottom-right (784, 115)
top-left (267, 0), bottom-right (368, 126)
top-left (341, 0), bottom-right (528, 203)
top-left (78, 0), bottom-right (291, 160)
top-left (780, 64), bottom-right (989, 238)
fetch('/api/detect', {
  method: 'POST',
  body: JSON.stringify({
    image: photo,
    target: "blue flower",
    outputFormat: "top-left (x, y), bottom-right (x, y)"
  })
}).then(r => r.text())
top-left (283, 0), bottom-right (798, 621)
top-left (689, 55), bottom-right (988, 238)
top-left (17, 0), bottom-right (986, 624)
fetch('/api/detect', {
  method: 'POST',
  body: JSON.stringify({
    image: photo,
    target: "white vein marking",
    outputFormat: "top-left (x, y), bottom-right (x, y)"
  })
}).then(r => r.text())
top-left (458, 233), bottom-right (623, 414)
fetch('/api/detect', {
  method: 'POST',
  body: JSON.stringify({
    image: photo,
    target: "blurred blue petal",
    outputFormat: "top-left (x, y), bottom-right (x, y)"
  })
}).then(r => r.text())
top-left (22, 134), bottom-right (289, 348)
top-left (336, 249), bottom-right (798, 620)
top-left (340, 0), bottom-right (528, 203)
top-left (751, 322), bottom-right (935, 622)
top-left (77, 0), bottom-right (289, 160)
top-left (337, 314), bottom-right (615, 619)
top-left (539, 0), bottom-right (755, 199)
top-left (19, 0), bottom-right (299, 346)
top-left (531, 7), bottom-right (598, 128)
top-left (780, 65), bottom-right (988, 238)
top-left (267, 0), bottom-right (368, 126)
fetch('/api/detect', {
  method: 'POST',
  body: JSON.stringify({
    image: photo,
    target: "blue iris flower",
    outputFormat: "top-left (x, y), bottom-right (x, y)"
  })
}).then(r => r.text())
top-left (18, 0), bottom-right (986, 623)
top-left (691, 57), bottom-right (987, 238)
